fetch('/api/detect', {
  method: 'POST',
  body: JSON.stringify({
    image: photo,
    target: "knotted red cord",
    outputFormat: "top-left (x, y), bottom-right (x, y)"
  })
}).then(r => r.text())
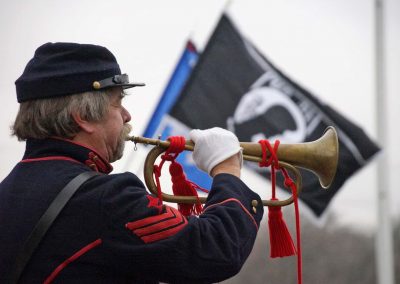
top-left (258, 139), bottom-right (302, 284)
top-left (153, 136), bottom-right (208, 217)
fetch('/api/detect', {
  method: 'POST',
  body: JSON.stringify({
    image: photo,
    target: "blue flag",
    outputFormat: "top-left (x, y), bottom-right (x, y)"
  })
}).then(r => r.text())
top-left (143, 41), bottom-right (198, 138)
top-left (143, 41), bottom-right (212, 188)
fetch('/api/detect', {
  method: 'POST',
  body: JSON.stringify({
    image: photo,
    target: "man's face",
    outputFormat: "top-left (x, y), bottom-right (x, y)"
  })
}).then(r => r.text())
top-left (96, 87), bottom-right (132, 162)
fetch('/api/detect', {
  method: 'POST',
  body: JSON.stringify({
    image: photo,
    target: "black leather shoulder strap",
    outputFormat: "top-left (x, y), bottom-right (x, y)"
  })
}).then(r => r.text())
top-left (9, 171), bottom-right (100, 284)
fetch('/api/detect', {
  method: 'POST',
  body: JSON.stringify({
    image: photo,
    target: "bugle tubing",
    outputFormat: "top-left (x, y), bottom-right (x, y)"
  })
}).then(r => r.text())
top-left (127, 126), bottom-right (339, 207)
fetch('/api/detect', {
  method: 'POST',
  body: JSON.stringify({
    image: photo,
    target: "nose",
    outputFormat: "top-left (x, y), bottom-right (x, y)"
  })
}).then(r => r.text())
top-left (122, 106), bottom-right (131, 123)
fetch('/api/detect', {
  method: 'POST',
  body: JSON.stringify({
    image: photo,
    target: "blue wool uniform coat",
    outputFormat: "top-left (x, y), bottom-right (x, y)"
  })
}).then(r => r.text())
top-left (0, 138), bottom-right (263, 283)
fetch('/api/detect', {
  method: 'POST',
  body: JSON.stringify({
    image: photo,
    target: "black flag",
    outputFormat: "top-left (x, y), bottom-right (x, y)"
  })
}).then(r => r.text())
top-left (168, 14), bottom-right (380, 216)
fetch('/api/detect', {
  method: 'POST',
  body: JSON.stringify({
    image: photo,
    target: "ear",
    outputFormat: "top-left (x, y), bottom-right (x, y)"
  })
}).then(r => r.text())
top-left (72, 112), bottom-right (97, 134)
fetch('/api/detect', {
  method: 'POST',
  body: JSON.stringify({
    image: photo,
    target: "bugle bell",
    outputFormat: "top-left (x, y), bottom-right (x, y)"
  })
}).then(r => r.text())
top-left (126, 126), bottom-right (339, 207)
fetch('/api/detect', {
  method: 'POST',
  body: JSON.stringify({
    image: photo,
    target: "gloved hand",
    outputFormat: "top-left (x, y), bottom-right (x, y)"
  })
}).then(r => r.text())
top-left (189, 127), bottom-right (242, 175)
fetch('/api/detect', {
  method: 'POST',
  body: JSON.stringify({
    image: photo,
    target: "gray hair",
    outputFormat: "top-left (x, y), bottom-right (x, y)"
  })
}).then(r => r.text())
top-left (12, 90), bottom-right (111, 141)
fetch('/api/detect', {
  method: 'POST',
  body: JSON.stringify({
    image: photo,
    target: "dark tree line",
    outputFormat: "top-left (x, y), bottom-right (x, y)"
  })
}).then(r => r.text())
top-left (223, 211), bottom-right (400, 284)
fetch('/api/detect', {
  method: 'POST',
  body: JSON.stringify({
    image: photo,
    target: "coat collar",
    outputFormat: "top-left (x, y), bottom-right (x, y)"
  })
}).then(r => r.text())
top-left (22, 138), bottom-right (113, 174)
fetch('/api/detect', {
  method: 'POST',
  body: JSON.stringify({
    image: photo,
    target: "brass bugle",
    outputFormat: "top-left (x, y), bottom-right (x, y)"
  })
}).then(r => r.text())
top-left (126, 126), bottom-right (339, 207)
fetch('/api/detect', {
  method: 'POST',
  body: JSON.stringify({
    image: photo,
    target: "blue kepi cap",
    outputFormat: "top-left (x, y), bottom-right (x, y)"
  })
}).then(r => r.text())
top-left (15, 42), bottom-right (145, 103)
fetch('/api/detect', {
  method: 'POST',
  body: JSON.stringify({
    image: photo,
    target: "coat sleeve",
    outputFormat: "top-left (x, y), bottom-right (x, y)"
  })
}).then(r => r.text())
top-left (98, 172), bottom-right (264, 283)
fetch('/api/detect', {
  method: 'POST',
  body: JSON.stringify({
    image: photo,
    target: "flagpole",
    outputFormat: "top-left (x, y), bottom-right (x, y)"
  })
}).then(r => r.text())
top-left (374, 0), bottom-right (394, 283)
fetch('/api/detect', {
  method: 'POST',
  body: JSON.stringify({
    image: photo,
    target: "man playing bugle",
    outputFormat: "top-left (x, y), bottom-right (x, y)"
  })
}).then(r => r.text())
top-left (0, 42), bottom-right (263, 283)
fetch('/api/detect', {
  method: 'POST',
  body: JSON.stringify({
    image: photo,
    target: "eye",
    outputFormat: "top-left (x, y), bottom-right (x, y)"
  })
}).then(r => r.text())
top-left (110, 93), bottom-right (124, 108)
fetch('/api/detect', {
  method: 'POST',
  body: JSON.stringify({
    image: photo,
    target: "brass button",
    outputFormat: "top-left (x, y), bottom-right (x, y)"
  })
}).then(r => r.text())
top-left (93, 81), bottom-right (101, 89)
top-left (251, 200), bottom-right (258, 214)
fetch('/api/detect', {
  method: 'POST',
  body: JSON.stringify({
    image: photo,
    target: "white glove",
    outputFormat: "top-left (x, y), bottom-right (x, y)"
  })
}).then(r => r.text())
top-left (189, 127), bottom-right (242, 174)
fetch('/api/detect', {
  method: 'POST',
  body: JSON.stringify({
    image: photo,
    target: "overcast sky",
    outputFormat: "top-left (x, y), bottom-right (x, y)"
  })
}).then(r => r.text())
top-left (0, 0), bottom-right (399, 231)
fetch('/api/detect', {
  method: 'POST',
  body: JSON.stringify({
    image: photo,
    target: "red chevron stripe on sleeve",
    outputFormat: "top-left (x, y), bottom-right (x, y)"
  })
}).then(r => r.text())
top-left (125, 206), bottom-right (188, 243)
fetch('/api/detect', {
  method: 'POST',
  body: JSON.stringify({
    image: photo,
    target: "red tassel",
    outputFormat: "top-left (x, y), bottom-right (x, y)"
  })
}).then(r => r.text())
top-left (169, 161), bottom-right (203, 217)
top-left (268, 199), bottom-right (297, 258)
top-left (258, 138), bottom-right (302, 283)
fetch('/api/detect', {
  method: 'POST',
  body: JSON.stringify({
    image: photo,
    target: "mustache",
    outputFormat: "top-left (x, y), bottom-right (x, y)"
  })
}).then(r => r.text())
top-left (122, 123), bottom-right (132, 140)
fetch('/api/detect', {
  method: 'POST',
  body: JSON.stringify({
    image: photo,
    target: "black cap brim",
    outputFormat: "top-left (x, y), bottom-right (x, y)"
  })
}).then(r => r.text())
top-left (92, 74), bottom-right (145, 90)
